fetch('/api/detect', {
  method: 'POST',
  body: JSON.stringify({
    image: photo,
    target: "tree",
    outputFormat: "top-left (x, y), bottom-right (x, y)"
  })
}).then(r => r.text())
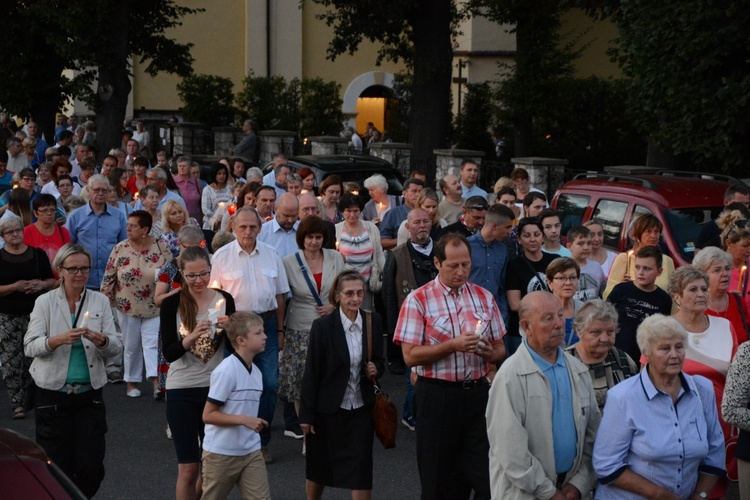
top-left (454, 82), bottom-right (497, 158)
top-left (300, 78), bottom-right (344, 137)
top-left (312, 0), bottom-right (455, 181)
top-left (236, 72), bottom-right (300, 131)
top-left (177, 75), bottom-right (236, 127)
top-left (0, 0), bottom-right (200, 155)
top-left (583, 0), bottom-right (750, 173)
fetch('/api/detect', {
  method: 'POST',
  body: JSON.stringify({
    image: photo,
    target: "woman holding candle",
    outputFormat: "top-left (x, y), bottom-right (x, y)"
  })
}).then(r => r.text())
top-left (717, 210), bottom-right (750, 310)
top-left (669, 265), bottom-right (738, 498)
top-left (100, 210), bottom-right (173, 398)
top-left (108, 167), bottom-right (133, 205)
top-left (603, 213), bottom-right (675, 299)
top-left (200, 162), bottom-right (233, 250)
top-left (24, 244), bottom-right (122, 497)
top-left (126, 157), bottom-right (149, 197)
top-left (218, 181), bottom-right (258, 232)
top-left (161, 246), bottom-right (235, 500)
top-left (362, 173), bottom-right (398, 225)
top-left (0, 216), bottom-right (56, 419)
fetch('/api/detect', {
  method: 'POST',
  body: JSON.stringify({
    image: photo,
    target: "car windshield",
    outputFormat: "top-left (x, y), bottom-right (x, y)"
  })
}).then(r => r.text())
top-left (664, 206), bottom-right (723, 262)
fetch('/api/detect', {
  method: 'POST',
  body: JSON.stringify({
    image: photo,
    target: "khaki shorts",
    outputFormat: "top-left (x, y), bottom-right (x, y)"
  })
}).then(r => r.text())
top-left (201, 449), bottom-right (270, 500)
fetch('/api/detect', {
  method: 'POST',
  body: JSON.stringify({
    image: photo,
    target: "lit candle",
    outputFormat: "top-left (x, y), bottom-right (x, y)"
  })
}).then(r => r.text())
top-left (80, 311), bottom-right (89, 329)
top-left (207, 299), bottom-right (225, 338)
top-left (474, 320), bottom-right (483, 336)
top-left (351, 190), bottom-right (359, 196)
top-left (626, 250), bottom-right (634, 277)
top-left (475, 320), bottom-right (488, 352)
top-left (134, 192), bottom-right (140, 200)
top-left (218, 201), bottom-right (226, 209)
top-left (227, 204), bottom-right (237, 216)
top-left (739, 265), bottom-right (747, 292)
top-left (211, 280), bottom-right (220, 289)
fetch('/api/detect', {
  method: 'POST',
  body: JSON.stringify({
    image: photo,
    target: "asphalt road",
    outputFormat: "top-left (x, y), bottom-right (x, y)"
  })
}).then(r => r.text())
top-left (1, 365), bottom-right (740, 499)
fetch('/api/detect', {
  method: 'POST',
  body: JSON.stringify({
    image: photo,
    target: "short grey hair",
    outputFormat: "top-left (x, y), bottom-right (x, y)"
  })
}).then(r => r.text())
top-left (287, 173), bottom-right (302, 184)
top-left (667, 265), bottom-right (708, 297)
top-left (364, 174), bottom-right (388, 192)
top-left (150, 167), bottom-right (167, 180)
top-left (177, 224), bottom-right (204, 246)
top-left (53, 243), bottom-right (92, 270)
top-left (245, 167), bottom-right (263, 182)
top-left (87, 174), bottom-right (109, 188)
top-left (176, 156), bottom-right (191, 165)
top-left (0, 215), bottom-right (23, 234)
top-left (637, 314), bottom-right (688, 356)
top-left (692, 247), bottom-right (733, 272)
top-left (573, 299), bottom-right (618, 337)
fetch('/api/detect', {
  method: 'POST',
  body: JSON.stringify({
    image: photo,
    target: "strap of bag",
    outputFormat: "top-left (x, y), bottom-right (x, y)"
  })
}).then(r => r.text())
top-left (730, 291), bottom-right (750, 339)
top-left (296, 252), bottom-right (323, 307)
top-left (522, 256), bottom-right (549, 292)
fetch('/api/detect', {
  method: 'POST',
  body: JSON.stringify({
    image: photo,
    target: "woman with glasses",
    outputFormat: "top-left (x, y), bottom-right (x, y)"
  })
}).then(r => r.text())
top-left (604, 213), bottom-right (676, 298)
top-left (24, 244), bottom-right (121, 497)
top-left (717, 210), bottom-right (750, 310)
top-left (300, 270), bottom-right (384, 499)
top-left (0, 216), bottom-right (55, 419)
top-left (54, 174), bottom-right (76, 218)
top-left (42, 158), bottom-right (81, 199)
top-left (545, 257), bottom-right (584, 347)
top-left (23, 194), bottom-right (71, 276)
top-left (161, 246), bottom-right (235, 500)
top-left (100, 210), bottom-right (172, 399)
top-left (694, 246), bottom-right (750, 345)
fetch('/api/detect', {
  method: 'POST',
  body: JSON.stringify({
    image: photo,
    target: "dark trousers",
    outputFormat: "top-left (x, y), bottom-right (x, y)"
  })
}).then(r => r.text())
top-left (255, 314), bottom-right (279, 446)
top-left (414, 379), bottom-right (491, 500)
top-left (35, 387), bottom-right (107, 498)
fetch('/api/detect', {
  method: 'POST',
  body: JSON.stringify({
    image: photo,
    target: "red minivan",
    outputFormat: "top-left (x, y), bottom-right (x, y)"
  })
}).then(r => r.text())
top-left (551, 171), bottom-right (735, 267)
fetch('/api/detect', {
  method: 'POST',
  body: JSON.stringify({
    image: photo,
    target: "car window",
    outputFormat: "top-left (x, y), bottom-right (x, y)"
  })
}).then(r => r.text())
top-left (664, 207), bottom-right (723, 263)
top-left (556, 194), bottom-right (590, 236)
top-left (634, 205), bottom-right (653, 218)
top-left (592, 199), bottom-right (629, 249)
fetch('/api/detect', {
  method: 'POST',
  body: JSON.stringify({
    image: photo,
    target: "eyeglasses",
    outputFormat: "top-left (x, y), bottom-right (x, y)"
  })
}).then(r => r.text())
top-left (21, 177), bottom-right (36, 182)
top-left (182, 270), bottom-right (211, 281)
top-left (552, 276), bottom-right (579, 283)
top-left (60, 266), bottom-right (91, 275)
top-left (35, 208), bottom-right (56, 215)
top-left (57, 183), bottom-right (73, 189)
top-left (2, 228), bottom-right (23, 236)
top-left (341, 290), bottom-right (365, 298)
top-left (90, 188), bottom-right (108, 194)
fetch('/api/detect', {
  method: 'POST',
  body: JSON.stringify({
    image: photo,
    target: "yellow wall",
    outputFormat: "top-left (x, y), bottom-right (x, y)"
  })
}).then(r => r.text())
top-left (355, 98), bottom-right (387, 134)
top-left (560, 9), bottom-right (620, 79)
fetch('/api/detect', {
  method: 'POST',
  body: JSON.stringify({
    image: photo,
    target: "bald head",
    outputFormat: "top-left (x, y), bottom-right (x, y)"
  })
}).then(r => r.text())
top-left (519, 291), bottom-right (565, 359)
top-left (275, 192), bottom-right (299, 231)
top-left (299, 193), bottom-right (321, 220)
top-left (406, 208), bottom-right (432, 245)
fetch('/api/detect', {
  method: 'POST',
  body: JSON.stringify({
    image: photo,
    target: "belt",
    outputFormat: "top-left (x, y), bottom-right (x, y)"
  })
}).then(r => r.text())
top-left (59, 383), bottom-right (93, 395)
top-left (259, 310), bottom-right (276, 321)
top-left (556, 472), bottom-right (569, 489)
top-left (418, 376), bottom-right (488, 390)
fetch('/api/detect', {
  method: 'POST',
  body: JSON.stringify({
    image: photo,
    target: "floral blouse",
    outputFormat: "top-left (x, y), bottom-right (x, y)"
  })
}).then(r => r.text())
top-left (101, 238), bottom-right (173, 319)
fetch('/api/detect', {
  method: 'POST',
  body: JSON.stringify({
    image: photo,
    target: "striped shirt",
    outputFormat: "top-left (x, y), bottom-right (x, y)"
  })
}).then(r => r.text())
top-left (339, 224), bottom-right (374, 280)
top-left (394, 277), bottom-right (505, 381)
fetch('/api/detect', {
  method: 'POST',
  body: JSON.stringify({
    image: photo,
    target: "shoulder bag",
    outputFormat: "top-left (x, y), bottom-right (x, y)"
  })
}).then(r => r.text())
top-left (366, 312), bottom-right (396, 449)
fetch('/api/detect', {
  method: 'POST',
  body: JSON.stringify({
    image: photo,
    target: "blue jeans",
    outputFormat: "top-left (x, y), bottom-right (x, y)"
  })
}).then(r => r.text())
top-left (255, 314), bottom-right (279, 446)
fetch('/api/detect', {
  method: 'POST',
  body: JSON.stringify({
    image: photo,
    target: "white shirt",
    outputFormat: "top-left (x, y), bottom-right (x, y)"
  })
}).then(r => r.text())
top-left (257, 218), bottom-right (300, 259)
top-left (339, 309), bottom-right (365, 410)
top-left (210, 239), bottom-right (289, 314)
top-left (41, 181), bottom-right (82, 199)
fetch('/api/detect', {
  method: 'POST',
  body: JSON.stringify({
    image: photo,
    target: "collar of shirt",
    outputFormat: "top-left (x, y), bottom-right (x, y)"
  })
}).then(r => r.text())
top-left (232, 352), bottom-right (253, 375)
top-left (84, 202), bottom-right (114, 217)
top-left (270, 218), bottom-right (299, 234)
top-left (435, 276), bottom-right (466, 298)
top-left (468, 231), bottom-right (493, 248)
top-left (232, 238), bottom-right (259, 257)
top-left (525, 339), bottom-right (566, 371)
top-left (640, 365), bottom-right (689, 401)
top-left (339, 308), bottom-right (362, 334)
top-left (410, 238), bottom-right (433, 255)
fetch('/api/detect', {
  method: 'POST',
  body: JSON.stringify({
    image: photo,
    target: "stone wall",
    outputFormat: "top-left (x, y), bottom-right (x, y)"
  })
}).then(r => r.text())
top-left (368, 143), bottom-right (412, 178)
top-left (258, 130), bottom-right (297, 165)
top-left (433, 149), bottom-right (485, 190)
top-left (309, 136), bottom-right (349, 155)
top-left (172, 123), bottom-right (209, 156)
top-left (213, 127), bottom-right (242, 156)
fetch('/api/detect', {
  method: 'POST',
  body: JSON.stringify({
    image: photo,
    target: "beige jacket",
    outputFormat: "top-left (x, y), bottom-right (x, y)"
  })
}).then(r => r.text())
top-left (24, 286), bottom-right (122, 390)
top-left (487, 342), bottom-right (601, 500)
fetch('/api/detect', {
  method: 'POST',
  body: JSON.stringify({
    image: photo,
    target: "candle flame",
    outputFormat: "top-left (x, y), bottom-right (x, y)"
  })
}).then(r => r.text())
top-left (215, 298), bottom-right (225, 310)
top-left (211, 280), bottom-right (220, 289)
top-left (84, 311), bottom-right (89, 319)
top-left (335, 241), bottom-right (339, 251)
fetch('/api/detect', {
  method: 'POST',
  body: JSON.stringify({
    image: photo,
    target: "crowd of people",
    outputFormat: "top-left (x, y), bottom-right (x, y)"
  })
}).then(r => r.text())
top-left (0, 117), bottom-right (749, 500)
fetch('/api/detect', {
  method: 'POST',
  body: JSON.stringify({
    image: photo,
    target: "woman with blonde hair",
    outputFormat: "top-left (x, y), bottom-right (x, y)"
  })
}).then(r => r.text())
top-left (717, 209), bottom-right (750, 309)
top-left (160, 199), bottom-right (196, 259)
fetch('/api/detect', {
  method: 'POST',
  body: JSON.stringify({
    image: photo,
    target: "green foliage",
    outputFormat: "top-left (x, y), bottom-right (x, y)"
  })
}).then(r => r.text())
top-left (300, 78), bottom-right (344, 137)
top-left (385, 74), bottom-right (412, 143)
top-left (454, 82), bottom-right (497, 157)
top-left (177, 75), bottom-right (236, 127)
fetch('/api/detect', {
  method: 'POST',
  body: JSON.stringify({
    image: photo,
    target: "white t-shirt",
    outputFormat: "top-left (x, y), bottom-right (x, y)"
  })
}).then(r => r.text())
top-left (203, 353), bottom-right (263, 456)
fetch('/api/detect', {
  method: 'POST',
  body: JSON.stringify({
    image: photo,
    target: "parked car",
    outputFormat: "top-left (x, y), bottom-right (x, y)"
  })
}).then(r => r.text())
top-left (551, 170), bottom-right (740, 266)
top-left (0, 428), bottom-right (86, 499)
top-left (261, 155), bottom-right (405, 204)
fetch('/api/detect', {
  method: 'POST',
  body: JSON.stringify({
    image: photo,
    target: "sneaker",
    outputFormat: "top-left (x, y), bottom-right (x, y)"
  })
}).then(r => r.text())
top-left (261, 446), bottom-right (274, 464)
top-left (284, 426), bottom-right (304, 440)
top-left (126, 388), bottom-right (142, 398)
top-left (166, 425), bottom-right (173, 440)
top-left (108, 373), bottom-right (124, 384)
top-left (401, 417), bottom-right (416, 431)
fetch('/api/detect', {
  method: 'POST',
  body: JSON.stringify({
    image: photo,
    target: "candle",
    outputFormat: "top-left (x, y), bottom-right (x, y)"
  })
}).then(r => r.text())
top-left (12, 184), bottom-right (18, 190)
top-left (475, 320), bottom-right (488, 352)
top-left (218, 201), bottom-right (226, 209)
top-left (739, 265), bottom-right (747, 292)
top-left (134, 192), bottom-right (140, 200)
top-left (211, 280), bottom-right (221, 289)
top-left (351, 190), bottom-right (359, 196)
top-left (474, 320), bottom-right (483, 336)
top-left (207, 299), bottom-right (225, 339)
top-left (227, 204), bottom-right (237, 216)
top-left (626, 250), bottom-right (634, 277)
top-left (80, 311), bottom-right (89, 329)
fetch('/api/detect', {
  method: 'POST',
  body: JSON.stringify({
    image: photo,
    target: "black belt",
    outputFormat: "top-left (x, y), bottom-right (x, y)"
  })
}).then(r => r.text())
top-left (556, 472), bottom-right (568, 489)
top-left (418, 376), bottom-right (488, 390)
top-left (259, 310), bottom-right (276, 321)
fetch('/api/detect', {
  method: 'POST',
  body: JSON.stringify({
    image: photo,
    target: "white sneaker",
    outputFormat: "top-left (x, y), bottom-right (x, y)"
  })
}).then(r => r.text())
top-left (166, 425), bottom-right (172, 440)
top-left (302, 440), bottom-right (306, 457)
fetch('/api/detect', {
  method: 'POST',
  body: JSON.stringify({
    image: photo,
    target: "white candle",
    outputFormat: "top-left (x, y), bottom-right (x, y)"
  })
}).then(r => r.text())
top-left (80, 311), bottom-right (89, 329)
top-left (207, 299), bottom-right (225, 339)
top-left (474, 320), bottom-right (483, 336)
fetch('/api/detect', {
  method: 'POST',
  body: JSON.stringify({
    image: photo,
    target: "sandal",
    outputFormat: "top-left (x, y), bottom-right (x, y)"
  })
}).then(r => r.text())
top-left (13, 407), bottom-right (25, 420)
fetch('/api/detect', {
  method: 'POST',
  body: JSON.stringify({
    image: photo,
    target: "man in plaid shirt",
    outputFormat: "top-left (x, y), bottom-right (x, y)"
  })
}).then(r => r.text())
top-left (394, 233), bottom-right (506, 500)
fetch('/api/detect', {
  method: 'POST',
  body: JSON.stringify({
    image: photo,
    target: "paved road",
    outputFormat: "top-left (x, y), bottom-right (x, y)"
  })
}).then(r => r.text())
top-left (1, 366), bottom-right (740, 499)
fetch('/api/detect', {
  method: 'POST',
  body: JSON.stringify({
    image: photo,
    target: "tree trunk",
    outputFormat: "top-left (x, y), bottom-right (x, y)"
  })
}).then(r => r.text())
top-left (94, 0), bottom-right (133, 160)
top-left (513, 10), bottom-right (533, 157)
top-left (408, 0), bottom-right (453, 183)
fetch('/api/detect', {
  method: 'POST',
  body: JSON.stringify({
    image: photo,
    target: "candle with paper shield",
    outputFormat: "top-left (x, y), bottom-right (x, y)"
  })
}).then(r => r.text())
top-left (475, 320), bottom-right (488, 352)
top-left (739, 265), bottom-right (747, 292)
top-left (207, 298), bottom-right (225, 339)
top-left (80, 311), bottom-right (90, 329)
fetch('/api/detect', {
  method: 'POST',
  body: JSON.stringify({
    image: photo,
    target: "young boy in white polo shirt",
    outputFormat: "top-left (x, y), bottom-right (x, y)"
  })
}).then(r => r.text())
top-left (201, 312), bottom-right (270, 500)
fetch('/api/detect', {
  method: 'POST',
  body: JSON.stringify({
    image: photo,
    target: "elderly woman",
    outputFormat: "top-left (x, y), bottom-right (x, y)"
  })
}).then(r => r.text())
top-left (0, 216), bottom-right (55, 419)
top-left (546, 257), bottom-right (584, 347)
top-left (362, 173), bottom-right (398, 224)
top-left (200, 162), bottom-right (233, 245)
top-left (594, 314), bottom-right (725, 498)
top-left (161, 246), bottom-right (235, 500)
top-left (335, 193), bottom-right (385, 311)
top-left (670, 265), bottom-right (738, 498)
top-left (319, 175), bottom-right (344, 224)
top-left (694, 246), bottom-right (750, 345)
top-left (584, 220), bottom-right (618, 278)
top-left (396, 187), bottom-right (447, 246)
top-left (286, 173), bottom-right (303, 196)
top-left (160, 199), bottom-right (196, 259)
top-left (717, 210), bottom-right (750, 309)
top-left (100, 210), bottom-right (172, 398)
top-left (565, 300), bottom-right (637, 410)
top-left (604, 214), bottom-right (676, 298)
top-left (300, 270), bottom-right (385, 499)
top-left (281, 216), bottom-right (345, 454)
top-left (138, 185), bottom-right (163, 239)
top-left (722, 341), bottom-right (750, 494)
top-left (24, 244), bottom-right (122, 498)
top-left (23, 193), bottom-right (71, 275)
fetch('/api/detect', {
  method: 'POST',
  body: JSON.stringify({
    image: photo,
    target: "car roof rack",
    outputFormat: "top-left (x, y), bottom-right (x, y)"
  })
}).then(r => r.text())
top-left (572, 172), bottom-right (658, 190)
top-left (653, 169), bottom-right (743, 185)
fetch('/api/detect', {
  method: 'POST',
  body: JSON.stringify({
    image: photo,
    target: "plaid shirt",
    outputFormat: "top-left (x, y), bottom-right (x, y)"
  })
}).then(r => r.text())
top-left (394, 277), bottom-right (505, 382)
